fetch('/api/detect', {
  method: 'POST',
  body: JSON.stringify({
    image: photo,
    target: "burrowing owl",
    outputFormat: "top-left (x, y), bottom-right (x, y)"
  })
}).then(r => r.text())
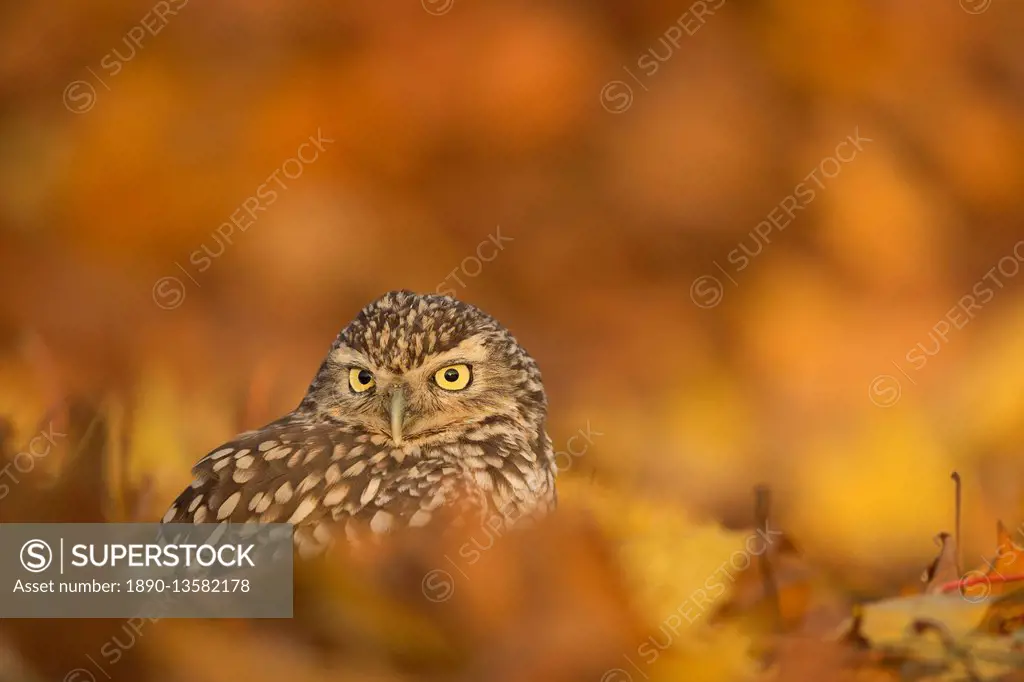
top-left (163, 290), bottom-right (556, 554)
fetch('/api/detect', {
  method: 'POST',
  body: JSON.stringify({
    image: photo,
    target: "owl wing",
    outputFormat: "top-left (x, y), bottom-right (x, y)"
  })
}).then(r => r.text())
top-left (162, 417), bottom-right (479, 555)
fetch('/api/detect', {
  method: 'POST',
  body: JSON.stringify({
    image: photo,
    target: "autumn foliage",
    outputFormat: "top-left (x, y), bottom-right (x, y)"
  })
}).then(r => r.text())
top-left (2, 1), bottom-right (1024, 680)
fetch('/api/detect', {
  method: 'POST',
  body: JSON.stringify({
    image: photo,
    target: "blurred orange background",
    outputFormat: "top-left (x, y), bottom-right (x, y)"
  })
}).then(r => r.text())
top-left (2, 1), bottom-right (1024, 680)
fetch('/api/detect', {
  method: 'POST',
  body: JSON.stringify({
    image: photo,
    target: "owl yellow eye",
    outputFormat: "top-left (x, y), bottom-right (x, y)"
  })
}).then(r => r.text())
top-left (348, 368), bottom-right (376, 393)
top-left (434, 364), bottom-right (472, 391)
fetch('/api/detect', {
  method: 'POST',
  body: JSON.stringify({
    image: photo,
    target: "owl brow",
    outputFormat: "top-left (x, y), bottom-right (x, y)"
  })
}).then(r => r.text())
top-left (425, 334), bottom-right (491, 366)
top-left (430, 359), bottom-right (473, 373)
top-left (422, 349), bottom-right (485, 375)
top-left (329, 346), bottom-right (374, 369)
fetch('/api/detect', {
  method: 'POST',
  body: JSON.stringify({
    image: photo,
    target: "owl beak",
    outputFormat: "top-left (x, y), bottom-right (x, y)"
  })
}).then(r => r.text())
top-left (389, 387), bottom-right (406, 445)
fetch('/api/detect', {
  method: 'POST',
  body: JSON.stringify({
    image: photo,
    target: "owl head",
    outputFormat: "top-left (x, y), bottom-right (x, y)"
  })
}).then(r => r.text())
top-left (300, 291), bottom-right (547, 449)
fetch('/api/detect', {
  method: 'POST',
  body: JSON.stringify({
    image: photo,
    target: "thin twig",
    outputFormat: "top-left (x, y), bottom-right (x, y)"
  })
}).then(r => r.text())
top-left (952, 472), bottom-right (962, 575)
top-left (755, 484), bottom-right (781, 632)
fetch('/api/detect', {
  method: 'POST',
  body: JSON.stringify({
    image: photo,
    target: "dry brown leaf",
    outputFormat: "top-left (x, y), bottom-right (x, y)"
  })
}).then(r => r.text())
top-left (923, 532), bottom-right (961, 595)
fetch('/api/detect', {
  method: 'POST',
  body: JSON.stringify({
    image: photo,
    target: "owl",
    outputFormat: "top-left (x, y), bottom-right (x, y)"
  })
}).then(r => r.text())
top-left (163, 290), bottom-right (557, 555)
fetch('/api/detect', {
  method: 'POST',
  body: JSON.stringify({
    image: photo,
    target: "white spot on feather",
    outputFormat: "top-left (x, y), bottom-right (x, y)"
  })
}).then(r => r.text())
top-left (254, 495), bottom-right (272, 514)
top-left (360, 478), bottom-right (382, 506)
top-left (288, 498), bottom-right (318, 525)
top-left (265, 446), bottom-right (292, 461)
top-left (409, 509), bottom-right (432, 527)
top-left (275, 482), bottom-right (294, 504)
top-left (370, 510), bottom-right (393, 534)
top-left (232, 468), bottom-right (256, 484)
top-left (343, 460), bottom-right (367, 477)
top-left (248, 492), bottom-right (265, 512)
top-left (323, 485), bottom-right (349, 507)
top-left (218, 492), bottom-right (241, 519)
top-left (297, 472), bottom-right (322, 494)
